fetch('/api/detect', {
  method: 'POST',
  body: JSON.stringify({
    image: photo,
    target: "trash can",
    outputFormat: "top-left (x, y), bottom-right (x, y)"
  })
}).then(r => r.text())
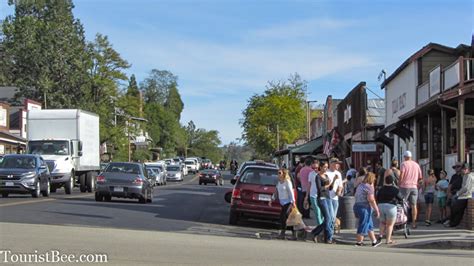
top-left (340, 196), bottom-right (357, 229)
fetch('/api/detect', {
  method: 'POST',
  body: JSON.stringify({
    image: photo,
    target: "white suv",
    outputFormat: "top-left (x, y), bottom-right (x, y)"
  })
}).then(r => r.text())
top-left (184, 160), bottom-right (198, 174)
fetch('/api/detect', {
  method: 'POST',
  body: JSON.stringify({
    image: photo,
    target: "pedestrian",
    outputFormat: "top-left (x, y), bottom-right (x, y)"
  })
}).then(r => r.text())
top-left (297, 157), bottom-right (313, 219)
top-left (375, 161), bottom-right (386, 191)
top-left (270, 169), bottom-right (297, 240)
top-left (310, 162), bottom-right (335, 244)
top-left (398, 151), bottom-right (423, 229)
top-left (444, 162), bottom-right (465, 226)
top-left (354, 172), bottom-right (381, 247)
top-left (383, 159), bottom-right (401, 186)
top-left (354, 167), bottom-right (368, 193)
top-left (436, 170), bottom-right (449, 223)
top-left (305, 160), bottom-right (324, 228)
top-left (327, 158), bottom-right (343, 226)
top-left (345, 171), bottom-right (356, 196)
top-left (423, 169), bottom-right (437, 226)
top-left (376, 175), bottom-right (403, 244)
top-left (445, 163), bottom-right (473, 228)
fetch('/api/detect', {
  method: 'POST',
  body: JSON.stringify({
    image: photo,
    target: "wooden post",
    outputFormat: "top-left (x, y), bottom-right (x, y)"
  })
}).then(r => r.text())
top-left (427, 113), bottom-right (433, 168)
top-left (441, 109), bottom-right (447, 169)
top-left (457, 99), bottom-right (465, 162)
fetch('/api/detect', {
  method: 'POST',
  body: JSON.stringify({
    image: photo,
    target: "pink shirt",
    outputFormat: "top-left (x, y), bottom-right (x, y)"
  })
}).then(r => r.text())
top-left (298, 166), bottom-right (312, 192)
top-left (399, 160), bottom-right (422, 189)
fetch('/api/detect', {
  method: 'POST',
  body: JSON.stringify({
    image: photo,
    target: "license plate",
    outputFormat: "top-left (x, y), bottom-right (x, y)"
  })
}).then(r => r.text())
top-left (5, 182), bottom-right (14, 187)
top-left (258, 194), bottom-right (271, 202)
top-left (114, 187), bottom-right (124, 192)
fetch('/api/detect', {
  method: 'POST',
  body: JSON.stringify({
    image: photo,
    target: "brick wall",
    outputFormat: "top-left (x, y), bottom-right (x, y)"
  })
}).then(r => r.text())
top-left (460, 199), bottom-right (474, 230)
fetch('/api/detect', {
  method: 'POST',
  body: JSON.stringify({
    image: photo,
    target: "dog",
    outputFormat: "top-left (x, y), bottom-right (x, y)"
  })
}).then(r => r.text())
top-left (334, 217), bottom-right (341, 234)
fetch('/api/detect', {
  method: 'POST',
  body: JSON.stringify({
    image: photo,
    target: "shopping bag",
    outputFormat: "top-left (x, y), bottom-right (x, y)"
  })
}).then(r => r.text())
top-left (286, 207), bottom-right (303, 226)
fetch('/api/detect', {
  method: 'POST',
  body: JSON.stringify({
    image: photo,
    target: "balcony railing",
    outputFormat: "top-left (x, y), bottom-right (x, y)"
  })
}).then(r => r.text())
top-left (443, 60), bottom-right (460, 91)
top-left (417, 80), bottom-right (430, 105)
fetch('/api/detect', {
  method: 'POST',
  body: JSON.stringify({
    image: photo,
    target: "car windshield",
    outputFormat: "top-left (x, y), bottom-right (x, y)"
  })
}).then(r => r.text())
top-left (28, 141), bottom-right (69, 155)
top-left (0, 157), bottom-right (36, 169)
top-left (239, 168), bottom-right (278, 186)
top-left (105, 163), bottom-right (140, 174)
top-left (201, 170), bottom-right (218, 174)
top-left (167, 166), bottom-right (180, 171)
top-left (184, 161), bottom-right (194, 165)
top-left (148, 167), bottom-right (161, 173)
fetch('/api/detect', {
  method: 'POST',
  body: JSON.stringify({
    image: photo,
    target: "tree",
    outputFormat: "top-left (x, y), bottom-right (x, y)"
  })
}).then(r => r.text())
top-left (241, 74), bottom-right (307, 158)
top-left (1, 0), bottom-right (90, 108)
top-left (121, 74), bottom-right (141, 118)
top-left (164, 86), bottom-right (184, 120)
top-left (141, 69), bottom-right (177, 105)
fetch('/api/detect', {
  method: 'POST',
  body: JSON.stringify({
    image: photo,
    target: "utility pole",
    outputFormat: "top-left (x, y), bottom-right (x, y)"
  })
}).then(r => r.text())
top-left (276, 124), bottom-right (280, 150)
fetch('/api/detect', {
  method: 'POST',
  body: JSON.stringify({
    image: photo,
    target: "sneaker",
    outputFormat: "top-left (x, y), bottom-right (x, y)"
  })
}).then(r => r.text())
top-left (443, 220), bottom-right (450, 226)
top-left (425, 220), bottom-right (432, 226)
top-left (372, 239), bottom-right (382, 247)
top-left (355, 242), bottom-right (364, 247)
top-left (377, 235), bottom-right (383, 242)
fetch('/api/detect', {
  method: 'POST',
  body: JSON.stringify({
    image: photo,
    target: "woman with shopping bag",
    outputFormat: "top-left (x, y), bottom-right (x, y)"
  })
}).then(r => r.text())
top-left (269, 169), bottom-right (297, 240)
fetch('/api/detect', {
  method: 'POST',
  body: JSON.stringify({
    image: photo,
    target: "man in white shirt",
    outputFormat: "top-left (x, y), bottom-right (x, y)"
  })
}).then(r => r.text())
top-left (326, 158), bottom-right (344, 224)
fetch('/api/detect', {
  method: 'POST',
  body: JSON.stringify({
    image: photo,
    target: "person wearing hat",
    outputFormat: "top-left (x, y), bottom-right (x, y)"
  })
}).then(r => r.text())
top-left (445, 163), bottom-right (473, 227)
top-left (326, 158), bottom-right (343, 236)
top-left (398, 150), bottom-right (423, 229)
top-left (446, 162), bottom-right (465, 214)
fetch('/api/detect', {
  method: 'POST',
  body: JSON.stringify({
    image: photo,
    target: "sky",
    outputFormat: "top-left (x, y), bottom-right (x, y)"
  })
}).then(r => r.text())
top-left (1, 0), bottom-right (472, 145)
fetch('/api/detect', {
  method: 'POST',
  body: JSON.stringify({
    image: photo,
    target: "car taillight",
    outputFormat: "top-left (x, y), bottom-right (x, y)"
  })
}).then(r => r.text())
top-left (133, 177), bottom-right (143, 185)
top-left (97, 175), bottom-right (105, 183)
top-left (199, 173), bottom-right (205, 177)
top-left (232, 188), bottom-right (241, 199)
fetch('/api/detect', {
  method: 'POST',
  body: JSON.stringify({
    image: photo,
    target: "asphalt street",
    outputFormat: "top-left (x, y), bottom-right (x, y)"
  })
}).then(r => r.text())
top-left (0, 171), bottom-right (276, 239)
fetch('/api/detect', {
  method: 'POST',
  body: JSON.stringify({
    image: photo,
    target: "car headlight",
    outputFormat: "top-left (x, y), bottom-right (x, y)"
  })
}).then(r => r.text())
top-left (22, 172), bottom-right (36, 179)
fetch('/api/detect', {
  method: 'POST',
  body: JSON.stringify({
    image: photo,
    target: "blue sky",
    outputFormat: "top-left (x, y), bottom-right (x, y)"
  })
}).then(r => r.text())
top-left (1, 0), bottom-right (472, 144)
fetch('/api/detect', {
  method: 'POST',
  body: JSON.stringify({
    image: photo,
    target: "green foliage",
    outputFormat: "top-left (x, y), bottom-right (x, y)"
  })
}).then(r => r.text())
top-left (2, 0), bottom-right (90, 108)
top-left (185, 122), bottom-right (222, 163)
top-left (241, 74), bottom-right (307, 158)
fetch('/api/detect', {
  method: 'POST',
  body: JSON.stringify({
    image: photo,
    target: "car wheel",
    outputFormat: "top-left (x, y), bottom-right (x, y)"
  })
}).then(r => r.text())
top-left (104, 195), bottom-right (112, 202)
top-left (86, 172), bottom-right (95, 193)
top-left (65, 172), bottom-right (74, 194)
top-left (215, 182), bottom-right (218, 186)
top-left (50, 185), bottom-right (57, 193)
top-left (199, 182), bottom-right (202, 185)
top-left (42, 179), bottom-right (50, 197)
top-left (229, 210), bottom-right (239, 225)
top-left (2, 193), bottom-right (8, 198)
top-left (147, 190), bottom-right (153, 203)
top-left (139, 195), bottom-right (146, 204)
top-left (32, 181), bottom-right (40, 198)
top-left (95, 192), bottom-right (104, 202)
top-left (204, 182), bottom-right (207, 185)
top-left (79, 174), bottom-right (87, 193)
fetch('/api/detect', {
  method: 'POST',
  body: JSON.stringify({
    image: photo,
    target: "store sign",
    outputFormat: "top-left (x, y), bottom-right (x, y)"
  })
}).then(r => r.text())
top-left (352, 143), bottom-right (377, 152)
top-left (450, 115), bottom-right (474, 129)
top-left (429, 66), bottom-right (441, 97)
top-left (385, 62), bottom-right (417, 126)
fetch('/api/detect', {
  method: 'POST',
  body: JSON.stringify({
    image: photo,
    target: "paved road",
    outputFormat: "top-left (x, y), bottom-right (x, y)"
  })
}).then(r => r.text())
top-left (0, 171), bottom-right (276, 239)
top-left (1, 222), bottom-right (473, 265)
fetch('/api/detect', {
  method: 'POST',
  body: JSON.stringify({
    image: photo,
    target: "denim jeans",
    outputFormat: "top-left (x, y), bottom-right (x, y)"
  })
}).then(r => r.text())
top-left (331, 199), bottom-right (339, 221)
top-left (311, 198), bottom-right (334, 241)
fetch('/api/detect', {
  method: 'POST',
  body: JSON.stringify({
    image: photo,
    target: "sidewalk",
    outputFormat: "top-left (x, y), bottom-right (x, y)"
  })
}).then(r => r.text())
top-left (302, 217), bottom-right (474, 249)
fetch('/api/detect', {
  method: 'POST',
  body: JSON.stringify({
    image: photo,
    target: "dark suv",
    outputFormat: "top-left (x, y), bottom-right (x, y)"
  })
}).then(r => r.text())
top-left (0, 154), bottom-right (51, 198)
top-left (229, 164), bottom-right (291, 225)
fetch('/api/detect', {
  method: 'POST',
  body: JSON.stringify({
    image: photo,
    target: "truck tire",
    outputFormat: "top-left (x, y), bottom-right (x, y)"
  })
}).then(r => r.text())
top-left (86, 172), bottom-right (96, 193)
top-left (79, 174), bottom-right (87, 193)
top-left (65, 172), bottom-right (74, 194)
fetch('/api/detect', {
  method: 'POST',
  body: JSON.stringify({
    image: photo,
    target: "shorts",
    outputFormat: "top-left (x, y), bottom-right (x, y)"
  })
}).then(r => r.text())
top-left (424, 193), bottom-right (434, 204)
top-left (353, 203), bottom-right (373, 236)
top-left (378, 203), bottom-right (397, 222)
top-left (437, 196), bottom-right (447, 208)
top-left (400, 187), bottom-right (418, 206)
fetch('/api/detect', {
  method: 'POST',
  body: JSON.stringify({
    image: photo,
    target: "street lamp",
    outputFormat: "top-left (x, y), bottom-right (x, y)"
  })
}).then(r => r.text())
top-left (306, 100), bottom-right (318, 141)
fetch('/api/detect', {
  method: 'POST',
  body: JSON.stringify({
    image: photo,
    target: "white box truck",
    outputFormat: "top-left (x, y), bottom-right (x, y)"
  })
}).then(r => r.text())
top-left (26, 109), bottom-right (100, 194)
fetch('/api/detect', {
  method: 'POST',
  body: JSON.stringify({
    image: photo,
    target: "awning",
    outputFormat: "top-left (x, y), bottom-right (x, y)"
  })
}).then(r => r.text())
top-left (290, 137), bottom-right (323, 155)
top-left (378, 120), bottom-right (413, 141)
top-left (374, 133), bottom-right (394, 152)
top-left (0, 131), bottom-right (26, 146)
top-left (274, 149), bottom-right (290, 156)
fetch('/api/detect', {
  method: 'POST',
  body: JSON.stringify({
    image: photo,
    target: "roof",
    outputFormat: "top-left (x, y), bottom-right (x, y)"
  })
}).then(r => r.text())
top-left (366, 99), bottom-right (385, 125)
top-left (381, 43), bottom-right (471, 89)
top-left (0, 130), bottom-right (26, 144)
top-left (290, 136), bottom-right (323, 155)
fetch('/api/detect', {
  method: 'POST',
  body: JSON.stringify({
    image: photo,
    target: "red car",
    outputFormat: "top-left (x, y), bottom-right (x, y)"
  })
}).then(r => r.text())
top-left (228, 165), bottom-right (296, 225)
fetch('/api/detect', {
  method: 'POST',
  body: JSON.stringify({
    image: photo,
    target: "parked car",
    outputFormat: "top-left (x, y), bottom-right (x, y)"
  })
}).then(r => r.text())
top-left (166, 165), bottom-right (183, 181)
top-left (144, 162), bottom-right (166, 186)
top-left (199, 169), bottom-right (223, 185)
top-left (230, 160), bottom-right (278, 185)
top-left (228, 163), bottom-right (289, 225)
top-left (95, 162), bottom-right (154, 204)
top-left (186, 157), bottom-right (201, 170)
top-left (184, 160), bottom-right (198, 174)
top-left (0, 154), bottom-right (51, 198)
top-left (100, 163), bottom-right (109, 172)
